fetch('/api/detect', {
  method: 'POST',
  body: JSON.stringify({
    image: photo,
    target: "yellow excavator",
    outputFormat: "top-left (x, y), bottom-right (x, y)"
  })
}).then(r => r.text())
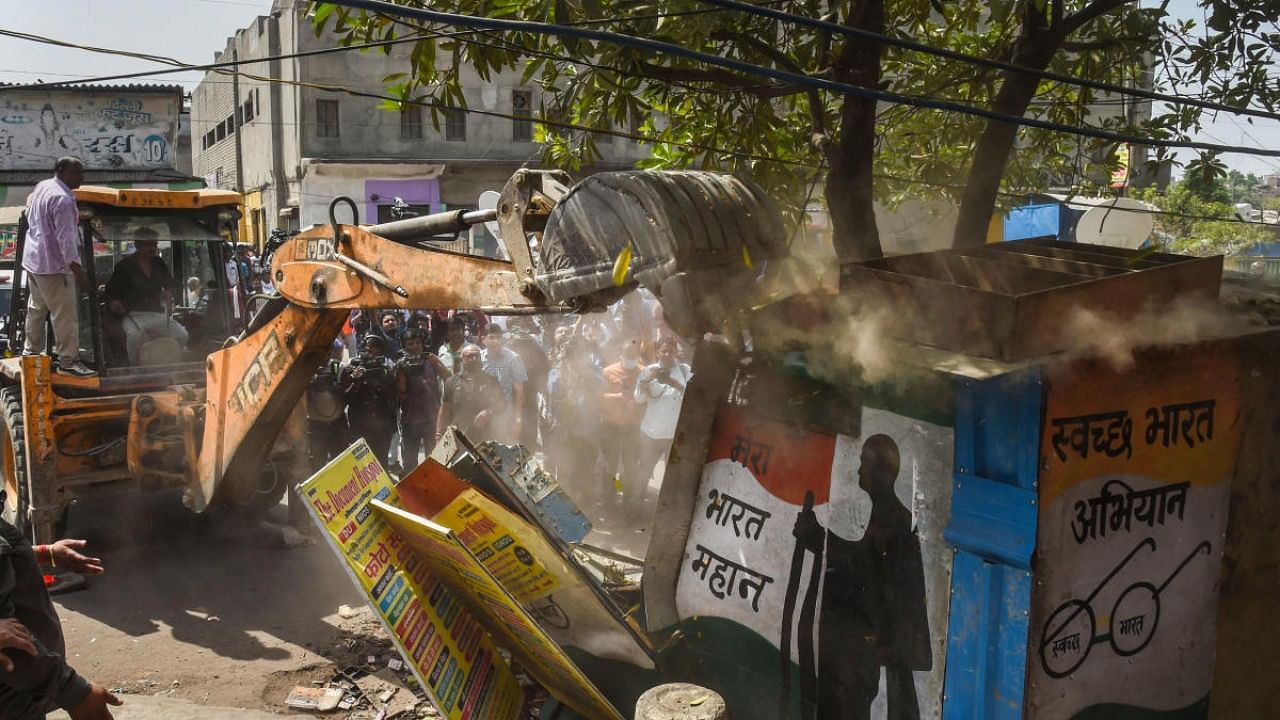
top-left (0, 169), bottom-right (785, 545)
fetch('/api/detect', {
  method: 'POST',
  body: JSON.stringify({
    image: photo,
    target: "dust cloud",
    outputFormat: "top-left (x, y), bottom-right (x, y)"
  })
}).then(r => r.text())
top-left (1057, 296), bottom-right (1248, 372)
top-left (751, 242), bottom-right (1246, 384)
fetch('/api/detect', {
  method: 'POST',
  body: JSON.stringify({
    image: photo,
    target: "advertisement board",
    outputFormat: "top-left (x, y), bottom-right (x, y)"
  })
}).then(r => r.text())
top-left (299, 441), bottom-right (524, 720)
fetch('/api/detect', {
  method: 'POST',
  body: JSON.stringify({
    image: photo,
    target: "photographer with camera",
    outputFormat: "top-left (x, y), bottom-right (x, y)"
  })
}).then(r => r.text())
top-left (338, 334), bottom-right (398, 468)
top-left (634, 337), bottom-right (691, 491)
top-left (395, 329), bottom-right (449, 468)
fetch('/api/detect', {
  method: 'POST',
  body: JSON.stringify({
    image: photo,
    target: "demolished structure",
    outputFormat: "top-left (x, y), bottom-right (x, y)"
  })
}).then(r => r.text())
top-left (296, 177), bottom-right (1278, 720)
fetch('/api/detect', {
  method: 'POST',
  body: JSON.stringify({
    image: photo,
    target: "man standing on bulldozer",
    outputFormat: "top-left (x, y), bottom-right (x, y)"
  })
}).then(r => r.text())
top-left (21, 157), bottom-right (95, 378)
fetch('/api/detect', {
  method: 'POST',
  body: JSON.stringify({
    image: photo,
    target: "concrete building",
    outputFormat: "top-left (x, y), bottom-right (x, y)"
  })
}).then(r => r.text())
top-left (192, 0), bottom-right (649, 252)
top-left (0, 84), bottom-right (198, 207)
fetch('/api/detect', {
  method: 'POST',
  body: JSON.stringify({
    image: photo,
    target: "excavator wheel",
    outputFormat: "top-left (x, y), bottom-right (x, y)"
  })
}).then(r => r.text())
top-left (241, 465), bottom-right (290, 516)
top-left (0, 386), bottom-right (69, 541)
top-left (1, 386), bottom-right (30, 536)
top-left (208, 464), bottom-right (290, 522)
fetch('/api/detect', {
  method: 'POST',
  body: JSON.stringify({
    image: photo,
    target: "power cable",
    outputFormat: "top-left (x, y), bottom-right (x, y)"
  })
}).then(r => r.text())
top-left (319, 0), bottom-right (1280, 158)
top-left (696, 0), bottom-right (1280, 124)
top-left (0, 27), bottom-right (432, 89)
top-left (6, 11), bottom-right (1279, 159)
top-left (3, 27), bottom-right (1271, 229)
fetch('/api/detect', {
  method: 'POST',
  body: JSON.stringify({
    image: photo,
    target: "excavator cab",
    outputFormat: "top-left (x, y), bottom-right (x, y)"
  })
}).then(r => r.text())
top-left (0, 187), bottom-right (293, 544)
top-left (83, 196), bottom-right (250, 372)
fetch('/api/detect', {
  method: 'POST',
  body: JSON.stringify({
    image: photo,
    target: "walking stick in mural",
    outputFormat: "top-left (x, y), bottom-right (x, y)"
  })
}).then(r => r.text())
top-left (780, 491), bottom-right (822, 720)
top-left (1039, 538), bottom-right (1213, 679)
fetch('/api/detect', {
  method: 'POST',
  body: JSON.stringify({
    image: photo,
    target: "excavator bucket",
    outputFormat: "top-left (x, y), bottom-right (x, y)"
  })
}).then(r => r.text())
top-left (530, 171), bottom-right (788, 336)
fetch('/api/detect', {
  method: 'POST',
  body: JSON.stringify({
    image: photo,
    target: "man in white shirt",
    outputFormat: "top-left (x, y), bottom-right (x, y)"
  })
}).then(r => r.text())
top-left (634, 337), bottom-right (692, 487)
top-left (21, 157), bottom-right (94, 377)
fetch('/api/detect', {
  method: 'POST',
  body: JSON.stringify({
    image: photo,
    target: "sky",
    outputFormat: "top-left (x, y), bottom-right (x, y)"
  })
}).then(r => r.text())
top-left (0, 0), bottom-right (1277, 180)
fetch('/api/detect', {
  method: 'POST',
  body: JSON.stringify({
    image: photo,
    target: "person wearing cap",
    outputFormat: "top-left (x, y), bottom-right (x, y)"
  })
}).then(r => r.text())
top-left (338, 333), bottom-right (398, 468)
top-left (395, 328), bottom-right (449, 468)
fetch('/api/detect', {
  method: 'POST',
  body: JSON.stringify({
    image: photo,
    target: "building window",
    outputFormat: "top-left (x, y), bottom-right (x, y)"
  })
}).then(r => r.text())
top-left (316, 99), bottom-right (340, 137)
top-left (243, 95), bottom-right (255, 123)
top-left (401, 106), bottom-right (422, 140)
top-left (445, 108), bottom-right (467, 142)
top-left (205, 130), bottom-right (216, 148)
top-left (226, 114), bottom-right (236, 135)
top-left (512, 89), bottom-right (533, 142)
top-left (215, 121), bottom-right (226, 142)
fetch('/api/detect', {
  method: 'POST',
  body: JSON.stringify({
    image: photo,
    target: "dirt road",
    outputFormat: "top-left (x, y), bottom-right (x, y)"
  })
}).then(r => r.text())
top-left (48, 456), bottom-right (661, 715)
top-left (51, 488), bottom-right (390, 714)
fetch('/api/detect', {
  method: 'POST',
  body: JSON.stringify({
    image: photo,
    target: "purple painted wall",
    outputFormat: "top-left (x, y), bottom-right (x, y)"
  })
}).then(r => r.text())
top-left (363, 178), bottom-right (441, 223)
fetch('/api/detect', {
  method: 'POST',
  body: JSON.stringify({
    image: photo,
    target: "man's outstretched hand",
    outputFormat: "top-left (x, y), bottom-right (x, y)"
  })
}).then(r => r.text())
top-left (0, 618), bottom-right (36, 672)
top-left (50, 540), bottom-right (105, 575)
top-left (70, 683), bottom-right (122, 720)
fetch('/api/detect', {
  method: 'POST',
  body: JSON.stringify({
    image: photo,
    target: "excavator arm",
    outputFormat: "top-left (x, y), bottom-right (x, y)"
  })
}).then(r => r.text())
top-left (189, 169), bottom-right (788, 512)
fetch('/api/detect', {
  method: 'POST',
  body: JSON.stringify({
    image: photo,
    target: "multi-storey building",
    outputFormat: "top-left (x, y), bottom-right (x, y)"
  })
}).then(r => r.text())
top-left (192, 0), bottom-right (649, 253)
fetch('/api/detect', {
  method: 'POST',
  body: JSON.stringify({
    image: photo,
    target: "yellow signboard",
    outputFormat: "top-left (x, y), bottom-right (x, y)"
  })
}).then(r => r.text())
top-left (373, 499), bottom-right (627, 720)
top-left (435, 492), bottom-right (562, 604)
top-left (396, 465), bottom-right (653, 673)
top-left (298, 441), bottom-right (524, 720)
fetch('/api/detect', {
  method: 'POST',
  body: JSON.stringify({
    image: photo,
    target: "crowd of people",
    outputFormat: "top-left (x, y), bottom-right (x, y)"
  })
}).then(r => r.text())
top-left (307, 290), bottom-right (691, 519)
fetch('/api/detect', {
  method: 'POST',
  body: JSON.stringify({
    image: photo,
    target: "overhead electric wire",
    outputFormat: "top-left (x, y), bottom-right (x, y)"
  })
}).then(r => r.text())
top-left (0, 0), bottom-right (781, 96)
top-left (2, 23), bottom-right (1272, 230)
top-left (318, 0), bottom-right (1280, 159)
top-left (6, 8), bottom-right (1279, 159)
top-left (696, 0), bottom-right (1280, 124)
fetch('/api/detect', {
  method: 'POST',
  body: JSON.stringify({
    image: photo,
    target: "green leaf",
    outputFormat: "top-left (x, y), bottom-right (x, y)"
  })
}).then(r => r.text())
top-left (312, 2), bottom-right (337, 28)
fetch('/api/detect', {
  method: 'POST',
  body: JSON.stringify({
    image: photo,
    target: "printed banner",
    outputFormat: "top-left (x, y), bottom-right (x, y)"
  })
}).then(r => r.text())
top-left (299, 441), bottom-right (524, 720)
top-left (675, 404), bottom-right (954, 720)
top-left (424, 484), bottom-right (654, 671)
top-left (372, 500), bottom-right (626, 720)
top-left (1027, 345), bottom-right (1241, 719)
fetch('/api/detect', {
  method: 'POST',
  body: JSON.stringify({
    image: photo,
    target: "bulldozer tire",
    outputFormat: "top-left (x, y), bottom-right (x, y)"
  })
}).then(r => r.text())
top-left (210, 466), bottom-right (290, 522)
top-left (244, 467), bottom-right (290, 516)
top-left (0, 386), bottom-right (30, 536)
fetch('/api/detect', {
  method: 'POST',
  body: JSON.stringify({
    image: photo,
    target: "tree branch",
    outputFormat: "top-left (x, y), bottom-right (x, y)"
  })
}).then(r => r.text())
top-left (1060, 0), bottom-right (1142, 38)
top-left (635, 61), bottom-right (807, 97)
top-left (1060, 35), bottom-right (1148, 52)
top-left (707, 30), bottom-right (832, 143)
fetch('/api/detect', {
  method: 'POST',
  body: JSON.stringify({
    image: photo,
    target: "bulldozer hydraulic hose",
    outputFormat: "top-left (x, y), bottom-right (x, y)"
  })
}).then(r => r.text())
top-left (366, 208), bottom-right (497, 244)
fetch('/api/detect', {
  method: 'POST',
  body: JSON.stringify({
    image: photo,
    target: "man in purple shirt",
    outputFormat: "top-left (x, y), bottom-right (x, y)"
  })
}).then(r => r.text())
top-left (22, 157), bottom-right (94, 377)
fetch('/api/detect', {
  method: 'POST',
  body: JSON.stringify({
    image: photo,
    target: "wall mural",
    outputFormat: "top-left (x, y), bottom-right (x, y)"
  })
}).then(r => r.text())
top-left (1026, 344), bottom-right (1241, 719)
top-left (674, 403), bottom-right (954, 720)
top-left (0, 92), bottom-right (178, 171)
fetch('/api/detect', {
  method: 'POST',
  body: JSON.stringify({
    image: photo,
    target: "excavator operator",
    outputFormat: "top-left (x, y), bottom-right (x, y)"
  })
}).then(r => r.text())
top-left (104, 228), bottom-right (189, 365)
